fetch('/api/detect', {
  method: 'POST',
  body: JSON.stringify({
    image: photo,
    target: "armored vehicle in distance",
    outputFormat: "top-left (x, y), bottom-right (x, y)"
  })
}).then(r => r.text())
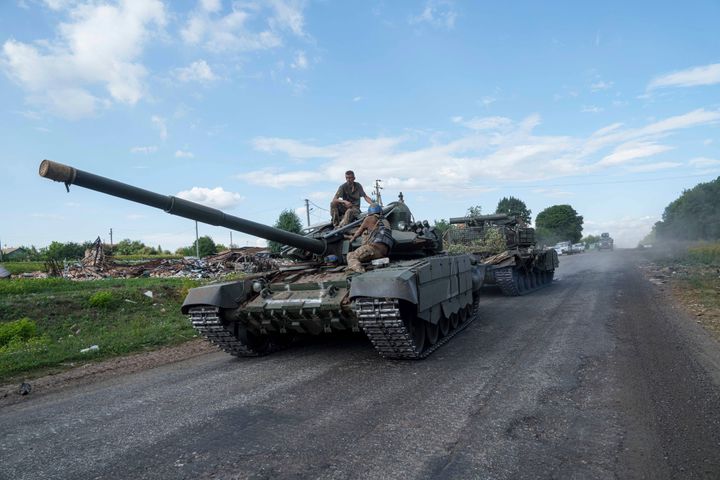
top-left (39, 160), bottom-right (485, 359)
top-left (444, 214), bottom-right (558, 296)
top-left (598, 232), bottom-right (614, 251)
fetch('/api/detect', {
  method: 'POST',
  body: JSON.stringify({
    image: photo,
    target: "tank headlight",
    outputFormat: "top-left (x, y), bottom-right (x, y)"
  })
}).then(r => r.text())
top-left (252, 281), bottom-right (264, 293)
top-left (397, 221), bottom-right (407, 231)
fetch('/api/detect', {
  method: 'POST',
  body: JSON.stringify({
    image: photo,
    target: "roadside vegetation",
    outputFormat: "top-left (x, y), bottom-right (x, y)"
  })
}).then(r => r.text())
top-left (0, 276), bottom-right (201, 382)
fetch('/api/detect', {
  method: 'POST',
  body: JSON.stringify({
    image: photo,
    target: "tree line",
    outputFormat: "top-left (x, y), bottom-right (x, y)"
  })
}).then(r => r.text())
top-left (650, 176), bottom-right (720, 242)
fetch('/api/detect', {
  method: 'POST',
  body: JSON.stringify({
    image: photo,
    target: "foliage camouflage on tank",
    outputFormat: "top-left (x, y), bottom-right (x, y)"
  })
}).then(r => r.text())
top-left (39, 160), bottom-right (486, 359)
top-left (444, 213), bottom-right (558, 296)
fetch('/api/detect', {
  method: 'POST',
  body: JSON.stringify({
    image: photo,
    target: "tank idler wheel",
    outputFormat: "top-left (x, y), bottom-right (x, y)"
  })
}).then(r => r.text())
top-left (438, 314), bottom-right (450, 337)
top-left (449, 312), bottom-right (459, 330)
top-left (426, 321), bottom-right (440, 345)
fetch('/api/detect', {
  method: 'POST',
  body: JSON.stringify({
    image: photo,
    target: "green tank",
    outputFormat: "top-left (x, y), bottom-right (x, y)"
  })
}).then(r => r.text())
top-left (39, 160), bottom-right (485, 359)
top-left (444, 214), bottom-right (558, 296)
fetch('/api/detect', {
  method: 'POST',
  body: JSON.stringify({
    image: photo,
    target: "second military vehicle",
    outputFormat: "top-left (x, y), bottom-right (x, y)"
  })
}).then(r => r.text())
top-left (39, 160), bottom-right (486, 359)
top-left (444, 214), bottom-right (558, 296)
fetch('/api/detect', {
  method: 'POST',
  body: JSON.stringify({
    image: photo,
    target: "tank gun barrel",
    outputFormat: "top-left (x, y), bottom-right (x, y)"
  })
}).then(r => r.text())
top-left (449, 214), bottom-right (510, 224)
top-left (38, 160), bottom-right (327, 255)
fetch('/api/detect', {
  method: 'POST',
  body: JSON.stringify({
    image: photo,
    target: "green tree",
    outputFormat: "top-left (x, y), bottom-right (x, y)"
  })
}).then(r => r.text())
top-left (467, 205), bottom-right (482, 217)
top-left (433, 219), bottom-right (453, 237)
top-left (177, 236), bottom-right (218, 258)
top-left (535, 205), bottom-right (583, 244)
top-left (114, 238), bottom-right (148, 255)
top-left (654, 176), bottom-right (720, 240)
top-left (269, 210), bottom-right (303, 253)
top-left (581, 234), bottom-right (601, 248)
top-left (495, 196), bottom-right (531, 225)
top-left (42, 241), bottom-right (86, 260)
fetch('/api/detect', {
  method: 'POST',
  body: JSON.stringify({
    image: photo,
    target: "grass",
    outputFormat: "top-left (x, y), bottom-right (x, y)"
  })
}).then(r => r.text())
top-left (1, 261), bottom-right (47, 275)
top-left (642, 241), bottom-right (720, 342)
top-left (0, 276), bottom-right (203, 382)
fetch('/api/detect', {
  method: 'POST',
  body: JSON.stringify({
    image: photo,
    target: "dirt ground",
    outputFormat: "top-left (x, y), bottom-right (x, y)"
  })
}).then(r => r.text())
top-left (0, 339), bottom-right (217, 407)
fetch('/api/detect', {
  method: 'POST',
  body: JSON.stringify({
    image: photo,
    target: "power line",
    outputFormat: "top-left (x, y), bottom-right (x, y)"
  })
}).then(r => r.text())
top-left (429, 172), bottom-right (720, 191)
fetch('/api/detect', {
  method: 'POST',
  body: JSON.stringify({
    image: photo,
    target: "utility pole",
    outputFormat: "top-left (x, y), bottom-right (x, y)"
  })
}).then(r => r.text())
top-left (0, 237), bottom-right (3, 262)
top-left (304, 199), bottom-right (311, 227)
top-left (109, 228), bottom-right (113, 248)
top-left (230, 231), bottom-right (233, 249)
top-left (374, 179), bottom-right (383, 205)
top-left (195, 221), bottom-right (200, 259)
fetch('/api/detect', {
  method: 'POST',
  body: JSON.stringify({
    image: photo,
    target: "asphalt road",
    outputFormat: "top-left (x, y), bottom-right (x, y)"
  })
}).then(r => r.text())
top-left (2, 251), bottom-right (720, 479)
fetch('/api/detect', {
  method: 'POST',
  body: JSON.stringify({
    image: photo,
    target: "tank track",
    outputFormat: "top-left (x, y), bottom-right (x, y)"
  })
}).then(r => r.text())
top-left (494, 266), bottom-right (554, 296)
top-left (189, 306), bottom-right (280, 357)
top-left (355, 297), bottom-right (479, 359)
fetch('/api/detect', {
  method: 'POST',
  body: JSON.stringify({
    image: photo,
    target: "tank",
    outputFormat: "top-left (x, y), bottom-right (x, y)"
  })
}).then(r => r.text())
top-left (444, 214), bottom-right (558, 296)
top-left (598, 232), bottom-right (614, 251)
top-left (39, 160), bottom-right (485, 359)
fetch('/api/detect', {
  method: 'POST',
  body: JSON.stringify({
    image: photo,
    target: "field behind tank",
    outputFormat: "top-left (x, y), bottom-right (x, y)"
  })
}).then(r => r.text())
top-left (0, 276), bottom-right (201, 382)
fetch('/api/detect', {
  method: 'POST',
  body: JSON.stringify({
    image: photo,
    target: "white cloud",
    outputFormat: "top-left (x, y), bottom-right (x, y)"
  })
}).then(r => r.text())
top-left (291, 51), bottom-right (308, 69)
top-left (689, 157), bottom-right (720, 167)
top-left (352, 96), bottom-right (363, 102)
top-left (410, 1), bottom-right (458, 29)
top-left (174, 60), bottom-right (217, 82)
top-left (704, 139), bottom-right (714, 145)
top-left (236, 169), bottom-right (318, 188)
top-left (648, 63), bottom-right (720, 89)
top-left (597, 142), bottom-right (673, 167)
top-left (590, 80), bottom-right (613, 91)
top-left (581, 105), bottom-right (604, 113)
top-left (623, 162), bottom-right (682, 173)
top-left (175, 150), bottom-right (194, 158)
top-left (181, 0), bottom-right (306, 52)
top-left (454, 116), bottom-right (512, 131)
top-left (532, 188), bottom-right (574, 198)
top-left (131, 146), bottom-right (158, 154)
top-left (236, 108), bottom-right (720, 191)
top-left (151, 115), bottom-right (167, 140)
top-left (1, 0), bottom-right (166, 118)
top-left (176, 186), bottom-right (244, 209)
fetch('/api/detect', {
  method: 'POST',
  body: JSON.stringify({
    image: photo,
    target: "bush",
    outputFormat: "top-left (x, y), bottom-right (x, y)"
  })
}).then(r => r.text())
top-left (87, 291), bottom-right (117, 309)
top-left (0, 318), bottom-right (38, 348)
top-left (687, 243), bottom-right (720, 265)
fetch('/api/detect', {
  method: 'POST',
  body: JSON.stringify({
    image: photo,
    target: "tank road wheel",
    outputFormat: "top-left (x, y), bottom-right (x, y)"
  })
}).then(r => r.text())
top-left (530, 271), bottom-right (538, 290)
top-left (449, 312), bottom-right (459, 330)
top-left (459, 306), bottom-right (468, 325)
top-left (236, 326), bottom-right (274, 355)
top-left (426, 321), bottom-right (440, 345)
top-left (438, 314), bottom-right (450, 337)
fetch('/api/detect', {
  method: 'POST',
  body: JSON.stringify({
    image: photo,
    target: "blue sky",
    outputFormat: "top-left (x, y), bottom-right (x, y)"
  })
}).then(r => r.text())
top-left (1, 0), bottom-right (719, 251)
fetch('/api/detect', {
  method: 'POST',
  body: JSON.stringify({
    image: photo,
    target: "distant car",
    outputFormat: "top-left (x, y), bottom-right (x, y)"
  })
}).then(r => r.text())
top-left (553, 241), bottom-right (571, 255)
top-left (572, 243), bottom-right (586, 253)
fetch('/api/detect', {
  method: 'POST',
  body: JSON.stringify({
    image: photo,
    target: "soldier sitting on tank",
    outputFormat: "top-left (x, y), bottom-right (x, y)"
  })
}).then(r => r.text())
top-left (345, 204), bottom-right (394, 273)
top-left (330, 170), bottom-right (374, 228)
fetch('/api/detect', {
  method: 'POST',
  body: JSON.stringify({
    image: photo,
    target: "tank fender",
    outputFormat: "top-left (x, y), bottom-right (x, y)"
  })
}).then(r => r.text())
top-left (181, 280), bottom-right (253, 314)
top-left (348, 268), bottom-right (419, 304)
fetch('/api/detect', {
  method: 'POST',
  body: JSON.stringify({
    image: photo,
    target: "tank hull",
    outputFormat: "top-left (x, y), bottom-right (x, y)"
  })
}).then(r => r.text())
top-left (183, 254), bottom-right (484, 359)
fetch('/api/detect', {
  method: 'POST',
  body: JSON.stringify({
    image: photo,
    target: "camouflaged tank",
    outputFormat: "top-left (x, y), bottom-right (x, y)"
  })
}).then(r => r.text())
top-left (39, 160), bottom-right (485, 359)
top-left (444, 214), bottom-right (558, 296)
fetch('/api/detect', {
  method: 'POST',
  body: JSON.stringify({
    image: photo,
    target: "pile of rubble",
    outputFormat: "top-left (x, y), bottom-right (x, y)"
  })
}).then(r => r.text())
top-left (13, 246), bottom-right (282, 280)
